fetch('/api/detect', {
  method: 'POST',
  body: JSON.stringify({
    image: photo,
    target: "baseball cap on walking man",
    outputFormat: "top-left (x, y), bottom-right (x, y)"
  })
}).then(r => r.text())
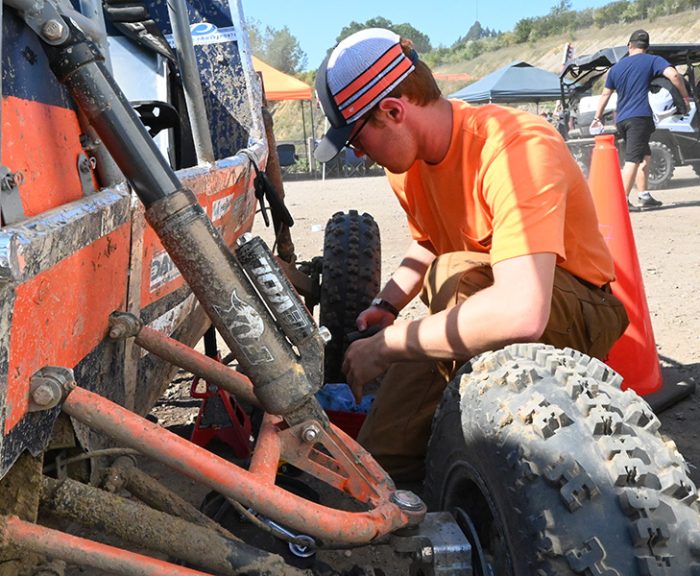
top-left (629, 29), bottom-right (650, 48)
top-left (314, 28), bottom-right (418, 163)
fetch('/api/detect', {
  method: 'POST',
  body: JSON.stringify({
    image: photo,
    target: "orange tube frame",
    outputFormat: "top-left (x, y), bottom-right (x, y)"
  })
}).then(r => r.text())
top-left (1, 515), bottom-right (211, 576)
top-left (61, 385), bottom-right (413, 544)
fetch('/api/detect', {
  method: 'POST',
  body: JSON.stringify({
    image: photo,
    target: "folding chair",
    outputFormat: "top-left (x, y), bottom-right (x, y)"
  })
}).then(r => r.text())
top-left (276, 143), bottom-right (297, 173)
top-left (341, 147), bottom-right (369, 177)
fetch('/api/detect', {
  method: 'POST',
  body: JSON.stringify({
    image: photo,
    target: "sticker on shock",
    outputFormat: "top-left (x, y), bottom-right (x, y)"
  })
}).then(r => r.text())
top-left (212, 194), bottom-right (234, 222)
top-left (165, 24), bottom-right (236, 48)
top-left (214, 290), bottom-right (274, 365)
top-left (150, 251), bottom-right (181, 291)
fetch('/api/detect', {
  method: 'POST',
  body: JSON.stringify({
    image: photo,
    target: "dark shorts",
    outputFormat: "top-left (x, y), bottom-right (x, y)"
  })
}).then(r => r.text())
top-left (616, 117), bottom-right (656, 164)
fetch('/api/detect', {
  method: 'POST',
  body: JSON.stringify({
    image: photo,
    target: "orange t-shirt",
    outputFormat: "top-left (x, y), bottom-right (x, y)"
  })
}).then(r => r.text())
top-left (386, 100), bottom-right (615, 287)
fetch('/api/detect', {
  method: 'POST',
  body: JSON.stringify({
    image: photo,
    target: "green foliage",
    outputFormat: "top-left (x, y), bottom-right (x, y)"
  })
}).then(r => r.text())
top-left (245, 19), bottom-right (307, 74)
top-left (440, 0), bottom-right (698, 53)
top-left (336, 17), bottom-right (433, 53)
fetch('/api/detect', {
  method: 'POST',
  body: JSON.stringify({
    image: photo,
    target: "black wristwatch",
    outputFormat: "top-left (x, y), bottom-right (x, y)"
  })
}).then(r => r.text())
top-left (371, 297), bottom-right (399, 317)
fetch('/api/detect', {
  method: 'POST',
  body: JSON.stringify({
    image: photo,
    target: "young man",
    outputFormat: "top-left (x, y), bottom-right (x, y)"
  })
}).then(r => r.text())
top-left (315, 28), bottom-right (629, 481)
top-left (591, 29), bottom-right (689, 210)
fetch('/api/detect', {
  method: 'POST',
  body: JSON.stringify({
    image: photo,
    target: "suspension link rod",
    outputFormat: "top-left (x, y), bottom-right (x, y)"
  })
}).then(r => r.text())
top-left (61, 385), bottom-right (410, 544)
top-left (40, 475), bottom-right (298, 576)
top-left (0, 515), bottom-right (212, 576)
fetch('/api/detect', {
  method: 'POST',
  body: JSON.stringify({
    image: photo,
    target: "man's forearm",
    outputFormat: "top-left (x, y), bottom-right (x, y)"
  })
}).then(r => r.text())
top-left (670, 72), bottom-right (690, 100)
top-left (381, 283), bottom-right (545, 363)
top-left (376, 240), bottom-right (435, 311)
top-left (594, 92), bottom-right (612, 121)
top-left (379, 252), bottom-right (556, 363)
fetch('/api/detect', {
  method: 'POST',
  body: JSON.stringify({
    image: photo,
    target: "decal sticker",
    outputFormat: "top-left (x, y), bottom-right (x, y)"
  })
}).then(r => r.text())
top-left (150, 251), bottom-right (181, 292)
top-left (212, 194), bottom-right (234, 222)
top-left (213, 290), bottom-right (273, 364)
top-left (165, 24), bottom-right (237, 48)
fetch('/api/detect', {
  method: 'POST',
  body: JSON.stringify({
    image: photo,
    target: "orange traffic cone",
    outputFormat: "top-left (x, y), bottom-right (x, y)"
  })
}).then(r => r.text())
top-left (587, 134), bottom-right (662, 395)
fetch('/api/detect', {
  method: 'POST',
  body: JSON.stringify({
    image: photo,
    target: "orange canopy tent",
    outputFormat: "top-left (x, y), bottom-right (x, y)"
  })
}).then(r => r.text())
top-left (252, 56), bottom-right (315, 171)
top-left (252, 56), bottom-right (313, 101)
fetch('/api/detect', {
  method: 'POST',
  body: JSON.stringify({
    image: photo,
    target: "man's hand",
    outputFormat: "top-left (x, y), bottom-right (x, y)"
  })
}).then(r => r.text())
top-left (355, 305), bottom-right (396, 331)
top-left (342, 329), bottom-right (390, 403)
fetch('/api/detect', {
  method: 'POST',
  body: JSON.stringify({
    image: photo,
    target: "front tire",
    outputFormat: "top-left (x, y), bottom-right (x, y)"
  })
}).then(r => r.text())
top-left (319, 210), bottom-right (381, 383)
top-left (424, 343), bottom-right (700, 575)
top-left (647, 141), bottom-right (675, 190)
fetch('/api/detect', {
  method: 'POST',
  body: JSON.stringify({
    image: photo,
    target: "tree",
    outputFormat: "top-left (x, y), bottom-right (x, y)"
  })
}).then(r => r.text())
top-left (513, 17), bottom-right (534, 43)
top-left (336, 18), bottom-right (432, 53)
top-left (263, 26), bottom-right (307, 73)
top-left (550, 0), bottom-right (573, 15)
top-left (465, 21), bottom-right (483, 42)
top-left (245, 19), bottom-right (307, 74)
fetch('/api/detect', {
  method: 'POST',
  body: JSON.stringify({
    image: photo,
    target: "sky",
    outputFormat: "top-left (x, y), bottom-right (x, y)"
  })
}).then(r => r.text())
top-left (241, 0), bottom-right (613, 71)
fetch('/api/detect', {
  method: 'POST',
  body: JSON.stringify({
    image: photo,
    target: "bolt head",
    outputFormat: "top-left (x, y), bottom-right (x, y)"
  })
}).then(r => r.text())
top-left (42, 20), bottom-right (65, 42)
top-left (109, 325), bottom-right (125, 339)
top-left (32, 383), bottom-right (60, 407)
top-left (318, 326), bottom-right (332, 343)
top-left (301, 425), bottom-right (320, 443)
top-left (390, 489), bottom-right (425, 512)
top-left (236, 232), bottom-right (254, 247)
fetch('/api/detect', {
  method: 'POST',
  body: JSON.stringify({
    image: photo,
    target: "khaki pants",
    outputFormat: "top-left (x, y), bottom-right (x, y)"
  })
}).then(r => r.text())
top-left (357, 251), bottom-right (629, 482)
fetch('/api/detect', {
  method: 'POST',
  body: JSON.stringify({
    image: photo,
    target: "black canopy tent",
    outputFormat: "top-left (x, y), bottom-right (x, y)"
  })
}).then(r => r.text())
top-left (449, 61), bottom-right (573, 105)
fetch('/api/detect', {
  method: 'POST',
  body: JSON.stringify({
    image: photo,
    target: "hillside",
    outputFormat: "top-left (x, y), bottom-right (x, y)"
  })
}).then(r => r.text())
top-left (269, 11), bottom-right (700, 143)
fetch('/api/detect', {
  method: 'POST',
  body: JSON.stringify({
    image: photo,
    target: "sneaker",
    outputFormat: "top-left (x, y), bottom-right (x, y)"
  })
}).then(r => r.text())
top-left (637, 195), bottom-right (663, 209)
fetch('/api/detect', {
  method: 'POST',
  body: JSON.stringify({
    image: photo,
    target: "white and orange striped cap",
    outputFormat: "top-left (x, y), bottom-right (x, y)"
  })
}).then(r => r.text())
top-left (314, 28), bottom-right (417, 162)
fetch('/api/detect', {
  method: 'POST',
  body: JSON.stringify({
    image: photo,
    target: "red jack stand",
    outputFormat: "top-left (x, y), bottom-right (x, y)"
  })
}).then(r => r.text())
top-left (190, 369), bottom-right (253, 458)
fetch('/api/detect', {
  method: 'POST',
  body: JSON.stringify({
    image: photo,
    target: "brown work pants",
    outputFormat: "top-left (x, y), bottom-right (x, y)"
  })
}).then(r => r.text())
top-left (357, 251), bottom-right (629, 482)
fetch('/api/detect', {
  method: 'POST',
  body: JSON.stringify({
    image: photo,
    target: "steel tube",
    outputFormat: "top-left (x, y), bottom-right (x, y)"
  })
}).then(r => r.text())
top-left (40, 476), bottom-right (294, 575)
top-left (247, 413), bottom-right (282, 483)
top-left (0, 515), bottom-right (212, 576)
top-left (134, 325), bottom-right (260, 408)
top-left (62, 385), bottom-right (409, 543)
top-left (43, 27), bottom-right (180, 207)
top-left (102, 456), bottom-right (236, 539)
top-left (166, 0), bottom-right (215, 163)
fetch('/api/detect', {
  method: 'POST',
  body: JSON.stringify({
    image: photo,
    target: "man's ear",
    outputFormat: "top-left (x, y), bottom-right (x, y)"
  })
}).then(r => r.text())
top-left (378, 97), bottom-right (405, 123)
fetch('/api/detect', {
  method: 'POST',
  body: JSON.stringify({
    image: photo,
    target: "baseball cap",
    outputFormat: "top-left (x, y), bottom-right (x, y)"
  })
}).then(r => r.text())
top-left (629, 29), bottom-right (650, 47)
top-left (314, 28), bottom-right (417, 163)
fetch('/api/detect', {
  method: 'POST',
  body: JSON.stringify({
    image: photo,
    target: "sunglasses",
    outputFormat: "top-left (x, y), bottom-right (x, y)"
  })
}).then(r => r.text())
top-left (344, 114), bottom-right (373, 152)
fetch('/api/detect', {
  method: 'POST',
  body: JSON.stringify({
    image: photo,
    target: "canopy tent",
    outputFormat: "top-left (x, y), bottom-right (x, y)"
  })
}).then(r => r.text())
top-left (252, 56), bottom-right (313, 101)
top-left (251, 56), bottom-right (315, 172)
top-left (449, 61), bottom-right (568, 104)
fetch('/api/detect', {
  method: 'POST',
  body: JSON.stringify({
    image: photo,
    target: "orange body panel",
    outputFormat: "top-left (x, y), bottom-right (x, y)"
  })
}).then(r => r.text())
top-left (6, 224), bottom-right (131, 432)
top-left (1, 97), bottom-right (86, 216)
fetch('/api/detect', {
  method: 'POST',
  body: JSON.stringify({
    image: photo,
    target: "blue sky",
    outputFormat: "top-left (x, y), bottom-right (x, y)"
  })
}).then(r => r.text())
top-left (241, 0), bottom-right (613, 71)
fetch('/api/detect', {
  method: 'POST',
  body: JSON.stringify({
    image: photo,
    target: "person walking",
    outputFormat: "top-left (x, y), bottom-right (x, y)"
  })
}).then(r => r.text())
top-left (314, 28), bottom-right (629, 482)
top-left (591, 29), bottom-right (689, 210)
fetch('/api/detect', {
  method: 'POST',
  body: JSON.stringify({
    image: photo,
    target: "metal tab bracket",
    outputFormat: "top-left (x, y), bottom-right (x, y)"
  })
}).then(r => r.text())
top-left (77, 153), bottom-right (97, 196)
top-left (0, 166), bottom-right (25, 225)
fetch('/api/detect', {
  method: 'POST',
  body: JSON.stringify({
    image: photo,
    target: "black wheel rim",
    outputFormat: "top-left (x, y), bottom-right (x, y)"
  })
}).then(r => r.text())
top-left (442, 461), bottom-right (511, 576)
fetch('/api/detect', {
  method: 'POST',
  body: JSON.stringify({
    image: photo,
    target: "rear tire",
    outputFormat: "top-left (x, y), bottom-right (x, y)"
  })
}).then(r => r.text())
top-left (424, 343), bottom-right (700, 576)
top-left (319, 211), bottom-right (381, 383)
top-left (647, 141), bottom-right (675, 190)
